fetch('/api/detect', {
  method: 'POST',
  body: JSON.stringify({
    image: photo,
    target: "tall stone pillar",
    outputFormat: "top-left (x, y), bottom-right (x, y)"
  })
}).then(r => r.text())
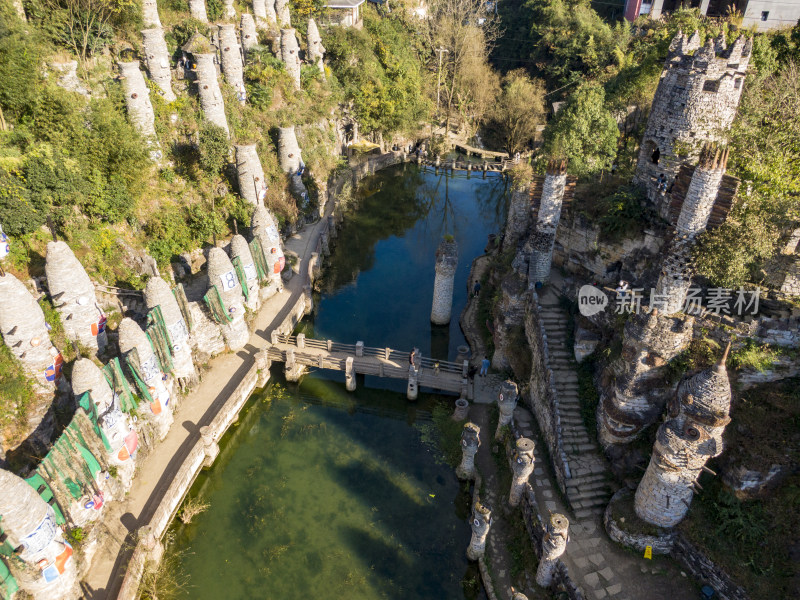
top-left (535, 513), bottom-right (570, 587)
top-left (143, 276), bottom-right (198, 385)
top-left (142, 0), bottom-right (161, 28)
top-left (0, 470), bottom-right (81, 600)
top-left (280, 29), bottom-right (301, 89)
top-left (142, 28), bottom-right (176, 102)
top-left (207, 247), bottom-right (250, 351)
top-left (466, 501), bottom-right (492, 560)
top-left (194, 53), bottom-right (230, 136)
top-left (251, 205), bottom-right (285, 293)
top-left (276, 0), bottom-right (291, 25)
top-left (634, 345), bottom-right (732, 528)
top-left (253, 0), bottom-right (277, 27)
top-left (45, 241), bottom-right (107, 353)
top-left (241, 14), bottom-right (259, 58)
top-left (11, 0), bottom-right (26, 20)
top-left (189, 0), bottom-right (208, 22)
top-left (278, 125), bottom-right (302, 174)
top-left (509, 437), bottom-right (535, 507)
top-left (495, 380), bottom-right (518, 439)
top-left (223, 0), bottom-right (236, 19)
top-left (345, 356), bottom-right (356, 391)
top-left (235, 144), bottom-right (267, 205)
top-left (528, 159), bottom-right (567, 287)
top-left (118, 61), bottom-right (157, 139)
top-left (230, 234), bottom-right (261, 311)
top-left (406, 364), bottom-right (418, 400)
top-left (119, 318), bottom-right (174, 440)
top-left (491, 272), bottom-right (527, 370)
top-left (307, 18), bottom-right (326, 76)
top-left (0, 272), bottom-right (60, 389)
top-left (503, 183), bottom-right (532, 252)
top-left (219, 24), bottom-right (246, 104)
top-left (456, 422), bottom-right (481, 480)
top-left (430, 239), bottom-right (458, 325)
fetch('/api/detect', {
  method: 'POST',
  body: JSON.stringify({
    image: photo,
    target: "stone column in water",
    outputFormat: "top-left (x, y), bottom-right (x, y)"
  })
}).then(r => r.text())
top-left (467, 501), bottom-right (492, 560)
top-left (119, 318), bottom-right (174, 440)
top-left (634, 344), bottom-right (732, 528)
top-left (189, 0), bottom-right (208, 21)
top-left (194, 53), bottom-right (230, 136)
top-left (241, 14), bottom-right (258, 59)
top-left (71, 359), bottom-right (138, 488)
top-left (456, 422), bottom-right (481, 480)
top-left (276, 0), bottom-right (291, 25)
top-left (307, 18), bottom-right (326, 76)
top-left (143, 276), bottom-right (198, 385)
top-left (118, 61), bottom-right (157, 139)
top-left (230, 234), bottom-right (262, 311)
top-left (0, 272), bottom-right (61, 389)
top-left (236, 144), bottom-right (267, 205)
top-left (536, 513), bottom-right (570, 587)
top-left (495, 379), bottom-right (518, 439)
top-left (0, 470), bottom-right (81, 600)
top-left (219, 24), bottom-right (246, 104)
top-left (528, 158), bottom-right (567, 287)
top-left (251, 205), bottom-right (286, 293)
top-left (509, 437), bottom-right (535, 507)
top-left (280, 29), bottom-right (301, 89)
top-left (142, 0), bottom-right (161, 28)
top-left (207, 247), bottom-right (250, 351)
top-left (345, 356), bottom-right (356, 391)
top-left (430, 239), bottom-right (458, 325)
top-left (45, 241), bottom-right (107, 353)
top-left (142, 28), bottom-right (176, 102)
top-left (223, 0), bottom-right (236, 19)
top-left (253, 0), bottom-right (277, 27)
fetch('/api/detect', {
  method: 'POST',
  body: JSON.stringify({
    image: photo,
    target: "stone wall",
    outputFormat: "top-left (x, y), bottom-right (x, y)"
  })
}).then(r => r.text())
top-left (670, 535), bottom-right (750, 600)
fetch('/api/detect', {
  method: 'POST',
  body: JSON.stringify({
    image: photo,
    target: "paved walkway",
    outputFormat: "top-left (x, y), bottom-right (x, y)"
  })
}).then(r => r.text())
top-left (81, 213), bottom-right (332, 599)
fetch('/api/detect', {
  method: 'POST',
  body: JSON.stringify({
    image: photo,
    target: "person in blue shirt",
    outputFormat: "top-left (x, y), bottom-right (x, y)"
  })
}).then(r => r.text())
top-left (480, 356), bottom-right (490, 377)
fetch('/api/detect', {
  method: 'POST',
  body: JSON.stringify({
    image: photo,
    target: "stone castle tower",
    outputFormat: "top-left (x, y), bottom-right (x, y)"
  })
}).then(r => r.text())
top-left (634, 343), bottom-right (732, 528)
top-left (528, 159), bottom-right (568, 286)
top-left (634, 31), bottom-right (750, 214)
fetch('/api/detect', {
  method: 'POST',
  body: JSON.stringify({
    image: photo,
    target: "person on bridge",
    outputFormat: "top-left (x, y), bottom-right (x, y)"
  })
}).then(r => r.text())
top-left (409, 348), bottom-right (417, 369)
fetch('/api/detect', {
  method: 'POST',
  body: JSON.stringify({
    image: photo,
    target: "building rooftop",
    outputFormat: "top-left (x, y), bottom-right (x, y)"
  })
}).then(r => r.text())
top-left (326, 0), bottom-right (365, 7)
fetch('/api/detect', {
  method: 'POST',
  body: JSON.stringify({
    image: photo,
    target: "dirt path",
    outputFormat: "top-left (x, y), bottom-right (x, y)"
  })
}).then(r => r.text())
top-left (81, 214), bottom-right (331, 599)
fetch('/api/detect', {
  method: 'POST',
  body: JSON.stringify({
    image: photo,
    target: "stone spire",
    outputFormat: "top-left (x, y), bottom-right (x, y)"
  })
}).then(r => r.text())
top-left (466, 500), bottom-right (492, 560)
top-left (276, 0), bottom-right (291, 26)
top-left (71, 358), bottom-right (113, 409)
top-left (0, 470), bottom-right (81, 600)
top-left (278, 125), bottom-right (303, 174)
top-left (0, 272), bottom-right (60, 388)
top-left (230, 234), bottom-right (261, 311)
top-left (456, 422), bottom-right (480, 480)
top-left (235, 143), bottom-right (267, 206)
top-left (219, 24), bottom-right (246, 104)
top-left (535, 513), bottom-right (569, 587)
top-left (251, 205), bottom-right (285, 293)
top-left (45, 241), bottom-right (107, 353)
top-left (223, 0), bottom-right (236, 19)
top-left (253, 0), bottom-right (277, 27)
top-left (528, 158), bottom-right (568, 287)
top-left (118, 61), bottom-right (156, 139)
top-left (430, 239), bottom-right (458, 325)
top-left (142, 28), bottom-right (176, 102)
top-left (307, 18), bottom-right (326, 77)
top-left (241, 13), bottom-right (259, 59)
top-left (189, 0), bottom-right (208, 22)
top-left (142, 0), bottom-right (161, 28)
top-left (143, 276), bottom-right (197, 385)
top-left (207, 247), bottom-right (250, 351)
top-left (194, 53), bottom-right (230, 136)
top-left (509, 437), bottom-right (535, 507)
top-left (119, 317), bottom-right (174, 440)
top-left (495, 379), bottom-right (518, 439)
top-left (634, 343), bottom-right (732, 528)
top-left (280, 29), bottom-right (301, 89)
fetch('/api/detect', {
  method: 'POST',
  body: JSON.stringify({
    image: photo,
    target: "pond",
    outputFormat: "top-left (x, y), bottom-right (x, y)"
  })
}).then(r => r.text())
top-left (169, 165), bottom-right (510, 599)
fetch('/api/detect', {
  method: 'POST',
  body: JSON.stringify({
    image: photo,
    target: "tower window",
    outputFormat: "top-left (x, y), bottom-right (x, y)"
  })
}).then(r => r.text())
top-left (761, 11), bottom-right (769, 21)
top-left (703, 79), bottom-right (720, 92)
top-left (734, 78), bottom-right (742, 89)
top-left (651, 147), bottom-right (660, 165)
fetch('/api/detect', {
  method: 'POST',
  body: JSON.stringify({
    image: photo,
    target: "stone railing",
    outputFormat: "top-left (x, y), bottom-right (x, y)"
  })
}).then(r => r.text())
top-left (523, 290), bottom-right (572, 494)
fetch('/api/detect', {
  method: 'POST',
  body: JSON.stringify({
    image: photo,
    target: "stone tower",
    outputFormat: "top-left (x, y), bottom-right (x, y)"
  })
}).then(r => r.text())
top-left (189, 0), bottom-right (208, 22)
top-left (280, 29), bottom-right (301, 89)
top-left (456, 422), bottom-right (480, 480)
top-left (253, 0), bottom-right (277, 27)
top-left (634, 344), bottom-right (732, 528)
top-left (142, 0), bottom-right (161, 28)
top-left (495, 379), bottom-right (518, 439)
top-left (230, 234), bottom-right (262, 312)
top-left (535, 513), bottom-right (569, 587)
top-left (277, 126), bottom-right (303, 174)
top-left (634, 31), bottom-right (750, 213)
top-left (142, 28), bottom-right (176, 102)
top-left (307, 18), bottom-right (326, 77)
top-left (276, 0), bottom-right (291, 26)
top-left (143, 276), bottom-right (197, 385)
top-left (509, 437), bottom-right (535, 507)
top-left (0, 470), bottom-right (81, 600)
top-left (207, 247), bottom-right (250, 351)
top-left (430, 239), bottom-right (458, 325)
top-left (118, 61), bottom-right (157, 139)
top-left (235, 143), bottom-right (267, 205)
top-left (195, 53), bottom-right (230, 136)
top-left (251, 205), bottom-right (285, 293)
top-left (241, 14), bottom-right (259, 59)
top-left (45, 241), bottom-right (107, 354)
top-left (219, 24), bottom-right (246, 104)
top-left (223, 0), bottom-right (236, 19)
top-left (528, 159), bottom-right (568, 286)
top-left (466, 501), bottom-right (492, 560)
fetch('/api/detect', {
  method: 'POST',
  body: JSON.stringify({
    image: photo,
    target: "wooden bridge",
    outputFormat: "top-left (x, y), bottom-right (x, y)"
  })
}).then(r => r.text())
top-left (266, 333), bottom-right (471, 400)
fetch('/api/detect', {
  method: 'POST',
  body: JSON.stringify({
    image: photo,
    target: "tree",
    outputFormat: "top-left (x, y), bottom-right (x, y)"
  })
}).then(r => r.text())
top-left (542, 83), bottom-right (619, 177)
top-left (493, 70), bottom-right (546, 153)
top-left (199, 122), bottom-right (230, 177)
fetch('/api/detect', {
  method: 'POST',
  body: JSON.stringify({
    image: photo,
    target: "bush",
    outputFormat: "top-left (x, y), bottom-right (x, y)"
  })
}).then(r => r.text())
top-left (730, 339), bottom-right (781, 373)
top-left (0, 345), bottom-right (36, 430)
top-left (198, 122), bottom-right (230, 176)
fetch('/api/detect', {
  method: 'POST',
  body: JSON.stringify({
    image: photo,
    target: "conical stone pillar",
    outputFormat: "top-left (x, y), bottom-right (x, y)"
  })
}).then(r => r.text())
top-left (430, 239), bottom-right (458, 325)
top-left (280, 29), bottom-right (301, 89)
top-left (45, 241), bottom-right (107, 353)
top-left (0, 272), bottom-right (60, 388)
top-left (536, 513), bottom-right (569, 587)
top-left (118, 61), bottom-right (156, 139)
top-left (251, 205), bottom-right (285, 293)
top-left (253, 0), bottom-right (277, 27)
top-left (142, 0), bottom-right (161, 27)
top-left (119, 318), bottom-right (174, 440)
top-left (189, 0), bottom-right (208, 21)
top-left (194, 53), bottom-right (230, 136)
top-left (219, 24), bottom-right (246, 103)
top-left (223, 0), bottom-right (236, 19)
top-left (241, 14), bottom-right (259, 58)
top-left (467, 501), bottom-right (492, 560)
top-left (509, 437), bottom-right (535, 506)
top-left (456, 422), bottom-right (481, 480)
top-left (142, 28), bottom-right (176, 102)
top-left (307, 18), bottom-right (326, 76)
top-left (207, 247), bottom-right (250, 351)
top-left (230, 234), bottom-right (261, 311)
top-left (0, 470), bottom-right (81, 600)
top-left (278, 126), bottom-right (302, 173)
top-left (235, 143), bottom-right (267, 205)
top-left (495, 380), bottom-right (518, 439)
top-left (143, 276), bottom-right (197, 385)
top-left (276, 0), bottom-right (290, 26)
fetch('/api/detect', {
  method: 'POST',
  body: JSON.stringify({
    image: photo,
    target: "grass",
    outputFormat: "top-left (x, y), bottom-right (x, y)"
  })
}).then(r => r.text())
top-left (0, 344), bottom-right (36, 439)
top-left (729, 338), bottom-right (785, 373)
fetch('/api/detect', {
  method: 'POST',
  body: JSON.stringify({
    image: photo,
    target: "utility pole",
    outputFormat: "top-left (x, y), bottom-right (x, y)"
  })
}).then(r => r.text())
top-left (435, 47), bottom-right (449, 120)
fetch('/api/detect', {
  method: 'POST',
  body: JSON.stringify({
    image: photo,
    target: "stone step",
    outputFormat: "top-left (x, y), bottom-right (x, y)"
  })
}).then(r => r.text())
top-left (565, 443), bottom-right (597, 453)
top-left (567, 473), bottom-right (608, 487)
top-left (568, 491), bottom-right (611, 507)
top-left (570, 464), bottom-right (609, 478)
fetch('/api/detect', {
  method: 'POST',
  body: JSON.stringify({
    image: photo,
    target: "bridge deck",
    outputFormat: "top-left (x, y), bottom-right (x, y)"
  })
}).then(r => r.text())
top-left (267, 334), bottom-right (472, 398)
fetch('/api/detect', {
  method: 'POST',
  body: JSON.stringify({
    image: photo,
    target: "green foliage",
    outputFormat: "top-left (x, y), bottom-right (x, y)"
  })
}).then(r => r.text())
top-left (485, 70), bottom-right (546, 153)
top-left (542, 83), bottom-right (619, 177)
top-left (198, 122), bottom-right (229, 176)
top-left (164, 17), bottom-right (209, 52)
top-left (65, 527), bottom-right (85, 546)
top-left (595, 185), bottom-right (652, 242)
top-left (0, 344), bottom-right (36, 430)
top-left (729, 339), bottom-right (781, 373)
top-left (666, 334), bottom-right (720, 383)
top-left (206, 0), bottom-right (224, 21)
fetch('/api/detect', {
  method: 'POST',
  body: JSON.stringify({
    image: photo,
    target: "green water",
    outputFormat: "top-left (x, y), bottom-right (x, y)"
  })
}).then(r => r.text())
top-left (171, 165), bottom-right (509, 599)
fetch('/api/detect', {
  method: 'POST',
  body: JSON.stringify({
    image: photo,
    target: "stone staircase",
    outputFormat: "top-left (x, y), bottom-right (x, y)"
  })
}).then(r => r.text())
top-left (537, 288), bottom-right (612, 518)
